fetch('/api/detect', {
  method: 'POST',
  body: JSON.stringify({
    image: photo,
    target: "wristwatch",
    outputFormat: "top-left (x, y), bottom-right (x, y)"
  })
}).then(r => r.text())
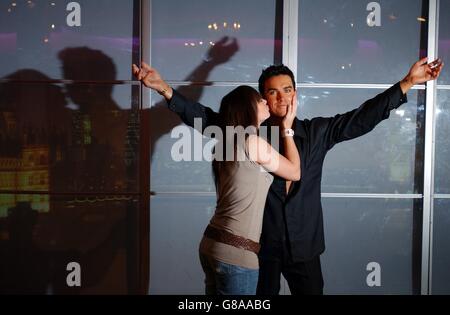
top-left (282, 128), bottom-right (295, 138)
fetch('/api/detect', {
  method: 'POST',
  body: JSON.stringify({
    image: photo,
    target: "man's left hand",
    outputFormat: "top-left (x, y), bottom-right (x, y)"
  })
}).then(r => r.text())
top-left (400, 57), bottom-right (444, 94)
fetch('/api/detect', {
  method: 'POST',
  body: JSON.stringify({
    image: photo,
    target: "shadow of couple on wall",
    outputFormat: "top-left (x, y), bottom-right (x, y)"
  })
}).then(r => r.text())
top-left (0, 37), bottom-right (239, 294)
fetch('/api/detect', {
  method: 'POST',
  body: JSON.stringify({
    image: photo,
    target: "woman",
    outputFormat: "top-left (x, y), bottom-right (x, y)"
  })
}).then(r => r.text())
top-left (133, 63), bottom-right (300, 295)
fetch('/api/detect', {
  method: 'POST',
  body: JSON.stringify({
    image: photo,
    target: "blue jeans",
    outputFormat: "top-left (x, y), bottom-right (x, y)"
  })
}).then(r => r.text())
top-left (199, 253), bottom-right (259, 295)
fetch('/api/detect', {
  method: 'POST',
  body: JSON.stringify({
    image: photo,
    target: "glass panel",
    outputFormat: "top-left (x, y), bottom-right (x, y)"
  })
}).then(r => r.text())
top-left (0, 193), bottom-right (140, 294)
top-left (299, 88), bottom-right (423, 194)
top-left (435, 90), bottom-right (450, 193)
top-left (321, 197), bottom-right (420, 294)
top-left (0, 0), bottom-right (139, 81)
top-left (0, 82), bottom-right (140, 193)
top-left (150, 86), bottom-right (235, 193)
top-left (298, 0), bottom-right (426, 84)
top-left (149, 195), bottom-right (420, 294)
top-left (149, 195), bottom-right (215, 294)
top-left (431, 198), bottom-right (450, 294)
top-left (151, 0), bottom-right (281, 82)
top-left (438, 0), bottom-right (450, 85)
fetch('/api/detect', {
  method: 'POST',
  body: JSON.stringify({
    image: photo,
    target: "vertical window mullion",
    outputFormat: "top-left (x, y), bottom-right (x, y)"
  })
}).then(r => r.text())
top-left (282, 0), bottom-right (299, 80)
top-left (142, 0), bottom-right (152, 109)
top-left (422, 0), bottom-right (439, 296)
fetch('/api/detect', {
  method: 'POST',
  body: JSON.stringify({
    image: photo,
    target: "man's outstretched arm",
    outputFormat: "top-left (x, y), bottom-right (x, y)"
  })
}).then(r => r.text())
top-left (132, 62), bottom-right (220, 130)
top-left (321, 57), bottom-right (444, 150)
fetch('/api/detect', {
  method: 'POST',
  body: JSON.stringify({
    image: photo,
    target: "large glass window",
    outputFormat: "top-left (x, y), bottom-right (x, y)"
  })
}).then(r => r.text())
top-left (146, 0), bottom-right (442, 295)
top-left (149, 195), bottom-right (214, 294)
top-left (434, 90), bottom-right (450, 194)
top-left (297, 0), bottom-right (427, 84)
top-left (1, 0), bottom-right (449, 296)
top-left (0, 81), bottom-right (140, 193)
top-left (296, 0), bottom-right (426, 295)
top-left (0, 0), bottom-right (143, 294)
top-left (149, 0), bottom-right (282, 295)
top-left (431, 2), bottom-right (450, 294)
top-left (0, 0), bottom-right (139, 81)
top-left (299, 88), bottom-right (424, 194)
top-left (0, 193), bottom-right (140, 294)
top-left (321, 198), bottom-right (419, 294)
top-left (151, 0), bottom-right (282, 82)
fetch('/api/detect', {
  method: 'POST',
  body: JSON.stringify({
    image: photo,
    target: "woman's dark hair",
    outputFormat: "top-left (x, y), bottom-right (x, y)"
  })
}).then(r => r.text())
top-left (212, 85), bottom-right (261, 187)
top-left (258, 64), bottom-right (296, 95)
top-left (218, 85), bottom-right (260, 129)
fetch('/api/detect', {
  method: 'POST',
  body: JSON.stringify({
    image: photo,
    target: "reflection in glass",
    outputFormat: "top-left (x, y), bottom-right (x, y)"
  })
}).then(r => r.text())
top-left (152, 0), bottom-right (281, 82)
top-left (0, 0), bottom-right (139, 80)
top-left (298, 0), bottom-right (425, 84)
top-left (299, 88), bottom-right (424, 194)
top-left (0, 78), bottom-right (140, 193)
top-left (321, 197), bottom-right (420, 294)
top-left (0, 193), bottom-right (140, 294)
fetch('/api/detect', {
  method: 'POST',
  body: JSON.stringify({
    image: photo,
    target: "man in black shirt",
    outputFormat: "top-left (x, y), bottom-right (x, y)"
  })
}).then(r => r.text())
top-left (133, 57), bottom-right (443, 295)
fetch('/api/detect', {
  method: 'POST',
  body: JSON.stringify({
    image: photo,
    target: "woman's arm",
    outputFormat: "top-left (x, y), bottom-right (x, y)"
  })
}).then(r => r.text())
top-left (247, 93), bottom-right (301, 181)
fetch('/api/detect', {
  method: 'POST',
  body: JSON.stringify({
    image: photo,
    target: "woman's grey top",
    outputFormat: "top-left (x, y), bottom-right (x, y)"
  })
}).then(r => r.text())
top-left (199, 140), bottom-right (274, 269)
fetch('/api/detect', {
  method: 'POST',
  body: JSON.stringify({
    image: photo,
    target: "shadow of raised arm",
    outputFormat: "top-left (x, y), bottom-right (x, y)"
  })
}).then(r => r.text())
top-left (146, 36), bottom-right (239, 159)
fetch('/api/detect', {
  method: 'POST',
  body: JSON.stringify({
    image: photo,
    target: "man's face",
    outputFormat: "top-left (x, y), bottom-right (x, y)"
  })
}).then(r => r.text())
top-left (263, 74), bottom-right (295, 118)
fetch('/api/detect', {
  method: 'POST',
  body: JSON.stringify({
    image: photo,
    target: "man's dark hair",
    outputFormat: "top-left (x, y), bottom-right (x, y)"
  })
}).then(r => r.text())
top-left (258, 64), bottom-right (296, 95)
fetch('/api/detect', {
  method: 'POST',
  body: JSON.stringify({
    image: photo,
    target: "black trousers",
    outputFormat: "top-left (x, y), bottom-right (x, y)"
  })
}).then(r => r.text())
top-left (256, 245), bottom-right (324, 295)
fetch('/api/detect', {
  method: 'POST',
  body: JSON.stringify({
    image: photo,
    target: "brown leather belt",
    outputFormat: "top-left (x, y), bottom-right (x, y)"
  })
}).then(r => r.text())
top-left (204, 225), bottom-right (260, 254)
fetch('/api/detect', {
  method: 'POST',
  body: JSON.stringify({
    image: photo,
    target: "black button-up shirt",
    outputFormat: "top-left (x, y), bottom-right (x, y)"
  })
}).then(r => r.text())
top-left (167, 82), bottom-right (407, 262)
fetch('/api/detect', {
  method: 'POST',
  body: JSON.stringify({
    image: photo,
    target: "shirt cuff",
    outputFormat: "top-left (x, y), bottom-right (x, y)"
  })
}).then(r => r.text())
top-left (388, 82), bottom-right (408, 110)
top-left (167, 89), bottom-right (186, 113)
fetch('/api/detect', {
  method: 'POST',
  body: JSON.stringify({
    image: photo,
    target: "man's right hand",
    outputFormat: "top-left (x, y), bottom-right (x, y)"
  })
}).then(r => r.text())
top-left (132, 62), bottom-right (173, 99)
